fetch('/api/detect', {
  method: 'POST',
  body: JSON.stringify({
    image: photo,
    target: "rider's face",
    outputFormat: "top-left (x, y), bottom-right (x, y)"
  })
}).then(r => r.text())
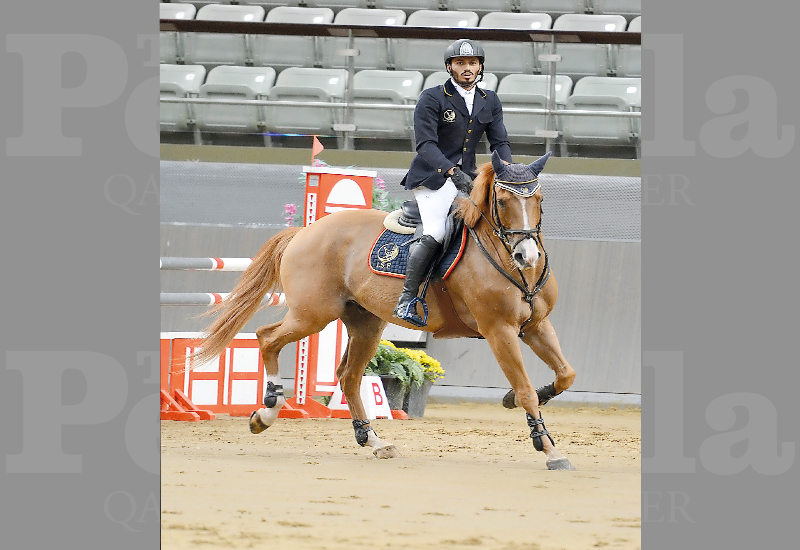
top-left (447, 56), bottom-right (481, 89)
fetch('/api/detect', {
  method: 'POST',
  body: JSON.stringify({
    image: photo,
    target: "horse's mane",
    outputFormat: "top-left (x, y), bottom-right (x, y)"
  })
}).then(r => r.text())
top-left (455, 161), bottom-right (495, 228)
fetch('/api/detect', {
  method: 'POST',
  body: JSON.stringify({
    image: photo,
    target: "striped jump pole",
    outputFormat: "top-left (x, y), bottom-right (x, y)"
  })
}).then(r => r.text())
top-left (160, 257), bottom-right (253, 271)
top-left (160, 258), bottom-right (283, 306)
top-left (160, 292), bottom-right (285, 306)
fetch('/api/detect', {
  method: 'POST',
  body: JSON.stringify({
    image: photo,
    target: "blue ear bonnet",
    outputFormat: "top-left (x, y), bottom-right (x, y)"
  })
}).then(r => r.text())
top-left (491, 151), bottom-right (551, 197)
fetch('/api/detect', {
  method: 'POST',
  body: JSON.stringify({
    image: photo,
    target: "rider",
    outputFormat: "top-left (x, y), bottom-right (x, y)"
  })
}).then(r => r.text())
top-left (394, 38), bottom-right (513, 327)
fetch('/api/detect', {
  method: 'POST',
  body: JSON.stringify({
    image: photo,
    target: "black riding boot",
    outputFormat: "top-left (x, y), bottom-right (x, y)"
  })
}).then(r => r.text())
top-left (393, 234), bottom-right (441, 327)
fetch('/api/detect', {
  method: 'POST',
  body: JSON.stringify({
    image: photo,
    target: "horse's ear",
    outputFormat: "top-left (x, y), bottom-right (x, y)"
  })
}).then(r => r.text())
top-left (529, 151), bottom-right (552, 176)
top-left (491, 150), bottom-right (505, 176)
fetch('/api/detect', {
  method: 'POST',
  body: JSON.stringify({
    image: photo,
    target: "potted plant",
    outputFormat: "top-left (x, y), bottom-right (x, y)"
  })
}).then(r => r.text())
top-left (364, 340), bottom-right (444, 417)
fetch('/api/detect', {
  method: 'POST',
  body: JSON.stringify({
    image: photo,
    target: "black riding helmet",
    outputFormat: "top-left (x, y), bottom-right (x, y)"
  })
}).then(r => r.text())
top-left (444, 39), bottom-right (485, 83)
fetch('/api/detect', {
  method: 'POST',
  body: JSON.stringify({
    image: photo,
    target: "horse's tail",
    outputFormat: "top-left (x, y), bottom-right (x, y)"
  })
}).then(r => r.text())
top-left (190, 227), bottom-right (301, 367)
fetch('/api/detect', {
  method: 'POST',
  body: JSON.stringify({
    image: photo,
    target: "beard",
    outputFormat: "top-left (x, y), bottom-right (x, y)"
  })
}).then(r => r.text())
top-left (449, 67), bottom-right (481, 89)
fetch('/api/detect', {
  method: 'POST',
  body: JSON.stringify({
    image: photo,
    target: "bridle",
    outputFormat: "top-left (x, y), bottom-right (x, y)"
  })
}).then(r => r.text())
top-left (467, 177), bottom-right (551, 336)
top-left (490, 178), bottom-right (544, 251)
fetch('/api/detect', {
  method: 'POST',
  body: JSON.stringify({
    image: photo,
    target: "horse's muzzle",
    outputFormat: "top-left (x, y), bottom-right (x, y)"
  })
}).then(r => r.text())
top-left (512, 239), bottom-right (540, 269)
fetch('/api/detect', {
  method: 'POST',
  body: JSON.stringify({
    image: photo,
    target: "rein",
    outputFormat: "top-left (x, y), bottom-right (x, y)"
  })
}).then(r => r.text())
top-left (466, 180), bottom-right (551, 336)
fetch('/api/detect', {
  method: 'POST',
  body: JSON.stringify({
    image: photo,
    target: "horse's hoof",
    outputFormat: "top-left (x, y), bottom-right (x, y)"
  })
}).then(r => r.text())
top-left (502, 389), bottom-right (517, 409)
top-left (249, 409), bottom-right (270, 434)
top-left (373, 445), bottom-right (401, 459)
top-left (546, 458), bottom-right (576, 470)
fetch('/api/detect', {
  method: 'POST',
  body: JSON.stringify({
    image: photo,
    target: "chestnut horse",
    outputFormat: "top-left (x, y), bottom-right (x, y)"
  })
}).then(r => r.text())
top-left (193, 151), bottom-right (577, 470)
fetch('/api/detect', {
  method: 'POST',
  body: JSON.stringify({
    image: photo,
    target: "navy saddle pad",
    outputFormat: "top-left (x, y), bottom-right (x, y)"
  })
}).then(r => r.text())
top-left (368, 225), bottom-right (467, 280)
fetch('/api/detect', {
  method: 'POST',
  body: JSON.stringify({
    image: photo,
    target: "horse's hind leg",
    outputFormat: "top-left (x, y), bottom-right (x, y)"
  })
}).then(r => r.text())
top-left (249, 311), bottom-right (338, 434)
top-left (337, 302), bottom-right (400, 459)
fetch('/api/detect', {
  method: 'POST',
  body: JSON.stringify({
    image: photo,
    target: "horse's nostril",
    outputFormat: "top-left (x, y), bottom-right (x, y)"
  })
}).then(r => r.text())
top-left (513, 252), bottom-right (525, 264)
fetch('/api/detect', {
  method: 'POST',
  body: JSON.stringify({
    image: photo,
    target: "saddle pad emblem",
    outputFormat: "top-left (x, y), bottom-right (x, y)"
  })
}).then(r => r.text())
top-left (375, 242), bottom-right (400, 270)
top-left (443, 109), bottom-right (456, 123)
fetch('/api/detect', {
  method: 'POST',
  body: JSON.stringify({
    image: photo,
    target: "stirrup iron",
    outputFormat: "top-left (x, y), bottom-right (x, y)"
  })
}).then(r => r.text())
top-left (396, 296), bottom-right (428, 327)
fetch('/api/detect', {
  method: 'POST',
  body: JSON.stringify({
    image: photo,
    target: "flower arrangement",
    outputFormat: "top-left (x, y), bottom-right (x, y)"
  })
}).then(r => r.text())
top-left (364, 340), bottom-right (445, 390)
top-left (372, 174), bottom-right (403, 213)
top-left (283, 203), bottom-right (302, 227)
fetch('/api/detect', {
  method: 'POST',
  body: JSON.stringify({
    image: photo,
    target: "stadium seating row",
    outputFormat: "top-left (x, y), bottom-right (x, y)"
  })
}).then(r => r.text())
top-left (173, 1), bottom-right (641, 20)
top-left (160, 5), bottom-right (640, 79)
top-left (160, 64), bottom-right (641, 155)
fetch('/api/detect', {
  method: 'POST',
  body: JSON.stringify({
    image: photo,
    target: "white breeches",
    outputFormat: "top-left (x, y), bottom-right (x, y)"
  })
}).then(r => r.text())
top-left (411, 179), bottom-right (459, 243)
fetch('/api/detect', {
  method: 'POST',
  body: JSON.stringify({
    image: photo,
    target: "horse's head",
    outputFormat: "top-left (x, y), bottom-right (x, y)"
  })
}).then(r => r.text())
top-left (458, 150), bottom-right (551, 270)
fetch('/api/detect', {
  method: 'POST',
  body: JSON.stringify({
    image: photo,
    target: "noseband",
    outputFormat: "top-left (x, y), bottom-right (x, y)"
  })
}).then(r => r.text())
top-left (467, 176), bottom-right (551, 335)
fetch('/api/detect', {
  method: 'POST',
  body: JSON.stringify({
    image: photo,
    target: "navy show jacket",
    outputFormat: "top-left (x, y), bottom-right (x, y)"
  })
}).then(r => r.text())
top-left (401, 78), bottom-right (513, 191)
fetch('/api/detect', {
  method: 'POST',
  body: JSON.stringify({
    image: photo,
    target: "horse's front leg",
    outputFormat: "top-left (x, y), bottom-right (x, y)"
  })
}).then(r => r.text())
top-left (519, 317), bottom-right (576, 405)
top-left (484, 326), bottom-right (575, 470)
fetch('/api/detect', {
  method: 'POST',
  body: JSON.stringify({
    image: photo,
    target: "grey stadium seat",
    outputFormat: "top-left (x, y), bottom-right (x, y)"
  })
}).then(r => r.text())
top-left (560, 76), bottom-right (641, 155)
top-left (548, 13), bottom-right (627, 79)
top-left (351, 70), bottom-right (423, 142)
top-left (183, 5), bottom-right (266, 67)
top-left (195, 66), bottom-right (277, 135)
top-left (394, 10), bottom-right (480, 74)
top-left (478, 12), bottom-right (552, 77)
top-left (319, 8), bottom-right (406, 71)
top-left (160, 64), bottom-right (206, 133)
top-left (496, 74), bottom-right (573, 143)
top-left (251, 7), bottom-right (335, 70)
top-left (159, 3), bottom-right (196, 64)
top-left (264, 68), bottom-right (349, 136)
top-left (615, 15), bottom-right (641, 77)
